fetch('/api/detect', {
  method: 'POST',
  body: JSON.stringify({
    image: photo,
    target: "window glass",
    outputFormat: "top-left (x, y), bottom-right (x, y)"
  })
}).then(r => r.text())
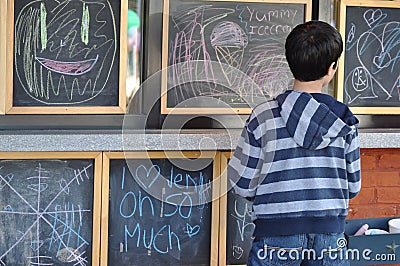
top-left (127, 0), bottom-right (141, 104)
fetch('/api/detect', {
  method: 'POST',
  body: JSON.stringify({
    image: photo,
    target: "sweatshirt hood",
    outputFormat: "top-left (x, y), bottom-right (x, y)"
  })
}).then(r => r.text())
top-left (275, 90), bottom-right (359, 150)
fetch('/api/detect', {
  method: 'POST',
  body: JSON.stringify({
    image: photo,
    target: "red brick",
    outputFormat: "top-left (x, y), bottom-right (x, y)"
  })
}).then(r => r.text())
top-left (361, 155), bottom-right (378, 170)
top-left (377, 187), bottom-right (400, 203)
top-left (360, 149), bottom-right (383, 157)
top-left (378, 153), bottom-right (400, 169)
top-left (362, 172), bottom-right (400, 187)
top-left (349, 149), bottom-right (400, 219)
top-left (350, 188), bottom-right (376, 205)
top-left (348, 204), bottom-right (397, 219)
top-left (360, 148), bottom-right (380, 155)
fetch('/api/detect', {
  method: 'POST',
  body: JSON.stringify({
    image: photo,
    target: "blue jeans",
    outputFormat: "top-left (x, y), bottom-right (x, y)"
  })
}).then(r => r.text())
top-left (247, 233), bottom-right (350, 266)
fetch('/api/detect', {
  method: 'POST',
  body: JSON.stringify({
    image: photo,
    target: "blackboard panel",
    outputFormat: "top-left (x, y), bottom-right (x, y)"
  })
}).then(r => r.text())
top-left (161, 0), bottom-right (311, 114)
top-left (106, 155), bottom-right (216, 266)
top-left (226, 190), bottom-right (254, 265)
top-left (0, 159), bottom-right (95, 265)
top-left (220, 154), bottom-right (254, 265)
top-left (7, 0), bottom-right (127, 114)
top-left (338, 0), bottom-right (400, 114)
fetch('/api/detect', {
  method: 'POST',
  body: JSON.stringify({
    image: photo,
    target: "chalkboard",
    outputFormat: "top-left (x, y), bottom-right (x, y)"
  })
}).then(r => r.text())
top-left (0, 152), bottom-right (102, 266)
top-left (102, 152), bottom-right (220, 266)
top-left (161, 0), bottom-right (312, 114)
top-left (225, 190), bottom-right (254, 265)
top-left (6, 0), bottom-right (127, 114)
top-left (337, 0), bottom-right (400, 114)
top-left (219, 152), bottom-right (254, 265)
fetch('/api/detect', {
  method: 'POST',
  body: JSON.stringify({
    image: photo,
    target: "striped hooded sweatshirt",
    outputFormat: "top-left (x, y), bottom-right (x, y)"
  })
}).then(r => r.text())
top-left (228, 90), bottom-right (361, 237)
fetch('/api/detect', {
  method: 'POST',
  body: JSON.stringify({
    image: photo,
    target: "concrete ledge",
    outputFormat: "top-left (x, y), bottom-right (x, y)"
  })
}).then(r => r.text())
top-left (0, 129), bottom-right (398, 152)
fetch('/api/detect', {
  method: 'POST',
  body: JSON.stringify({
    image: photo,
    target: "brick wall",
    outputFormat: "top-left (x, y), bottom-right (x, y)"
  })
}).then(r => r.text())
top-left (348, 148), bottom-right (400, 219)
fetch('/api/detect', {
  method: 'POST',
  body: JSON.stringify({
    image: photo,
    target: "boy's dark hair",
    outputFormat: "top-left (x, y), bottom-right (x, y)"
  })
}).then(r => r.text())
top-left (285, 20), bottom-right (343, 82)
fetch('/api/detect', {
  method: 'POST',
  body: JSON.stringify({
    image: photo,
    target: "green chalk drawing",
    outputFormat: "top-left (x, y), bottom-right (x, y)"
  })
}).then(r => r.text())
top-left (81, 3), bottom-right (90, 45)
top-left (40, 2), bottom-right (47, 51)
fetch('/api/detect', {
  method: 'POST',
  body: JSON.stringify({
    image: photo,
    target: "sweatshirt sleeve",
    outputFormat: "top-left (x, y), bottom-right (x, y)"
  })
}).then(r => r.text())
top-left (228, 115), bottom-right (263, 201)
top-left (345, 127), bottom-right (361, 199)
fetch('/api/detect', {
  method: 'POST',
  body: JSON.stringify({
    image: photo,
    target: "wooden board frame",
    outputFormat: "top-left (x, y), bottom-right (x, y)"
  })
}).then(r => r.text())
top-left (161, 0), bottom-right (312, 115)
top-left (0, 0), bottom-right (6, 114)
top-left (5, 0), bottom-right (127, 114)
top-left (219, 151), bottom-right (236, 266)
top-left (101, 151), bottom-right (220, 266)
top-left (336, 0), bottom-right (400, 114)
top-left (0, 151), bottom-right (103, 266)
top-left (220, 151), bottom-right (258, 266)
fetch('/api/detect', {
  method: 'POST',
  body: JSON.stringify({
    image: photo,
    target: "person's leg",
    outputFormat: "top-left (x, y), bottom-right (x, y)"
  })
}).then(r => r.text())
top-left (247, 235), bottom-right (306, 266)
top-left (301, 233), bottom-right (349, 266)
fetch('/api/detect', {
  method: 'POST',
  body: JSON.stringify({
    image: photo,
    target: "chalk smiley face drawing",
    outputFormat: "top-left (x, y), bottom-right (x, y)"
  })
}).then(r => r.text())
top-left (14, 0), bottom-right (117, 105)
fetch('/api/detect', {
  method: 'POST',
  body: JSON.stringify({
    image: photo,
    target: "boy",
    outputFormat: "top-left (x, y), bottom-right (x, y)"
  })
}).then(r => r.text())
top-left (228, 20), bottom-right (361, 266)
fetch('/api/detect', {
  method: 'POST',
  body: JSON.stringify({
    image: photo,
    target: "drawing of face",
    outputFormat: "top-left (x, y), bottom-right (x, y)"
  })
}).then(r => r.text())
top-left (344, 66), bottom-right (376, 104)
top-left (14, 0), bottom-right (117, 105)
top-left (351, 67), bottom-right (369, 92)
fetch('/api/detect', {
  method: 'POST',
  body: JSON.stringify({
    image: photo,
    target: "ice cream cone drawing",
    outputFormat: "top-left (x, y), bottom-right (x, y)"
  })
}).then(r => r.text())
top-left (210, 21), bottom-right (248, 90)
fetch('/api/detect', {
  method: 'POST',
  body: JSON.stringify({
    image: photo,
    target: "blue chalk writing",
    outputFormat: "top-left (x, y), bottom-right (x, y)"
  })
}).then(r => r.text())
top-left (164, 193), bottom-right (192, 218)
top-left (186, 223), bottom-right (200, 238)
top-left (124, 223), bottom-right (181, 254)
top-left (121, 166), bottom-right (126, 190)
top-left (135, 164), bottom-right (161, 189)
top-left (120, 190), bottom-right (155, 218)
top-left (117, 163), bottom-right (213, 255)
top-left (168, 167), bottom-right (203, 191)
top-left (139, 192), bottom-right (154, 217)
top-left (120, 192), bottom-right (137, 218)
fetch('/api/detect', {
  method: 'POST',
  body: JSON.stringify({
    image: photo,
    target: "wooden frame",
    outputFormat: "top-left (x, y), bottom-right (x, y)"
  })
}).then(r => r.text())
top-left (0, 151), bottom-right (103, 266)
top-left (219, 151), bottom-right (235, 266)
top-left (219, 151), bottom-right (255, 266)
top-left (0, 0), bottom-right (6, 114)
top-left (5, 0), bottom-right (127, 114)
top-left (336, 0), bottom-right (400, 114)
top-left (101, 151), bottom-right (220, 266)
top-left (161, 0), bottom-right (312, 114)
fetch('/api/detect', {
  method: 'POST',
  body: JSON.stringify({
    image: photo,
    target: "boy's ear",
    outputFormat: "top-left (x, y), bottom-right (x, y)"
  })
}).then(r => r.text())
top-left (327, 61), bottom-right (337, 76)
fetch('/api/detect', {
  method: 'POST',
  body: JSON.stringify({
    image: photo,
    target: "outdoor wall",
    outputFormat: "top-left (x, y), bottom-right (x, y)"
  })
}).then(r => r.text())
top-left (349, 148), bottom-right (400, 219)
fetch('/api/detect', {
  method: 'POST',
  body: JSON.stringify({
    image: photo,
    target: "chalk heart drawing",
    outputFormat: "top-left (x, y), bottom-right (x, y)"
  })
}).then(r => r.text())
top-left (233, 245), bottom-right (244, 260)
top-left (186, 223), bottom-right (200, 238)
top-left (358, 24), bottom-right (400, 98)
top-left (134, 165), bottom-right (161, 189)
top-left (364, 9), bottom-right (383, 28)
top-left (373, 53), bottom-right (392, 69)
top-left (14, 0), bottom-right (116, 104)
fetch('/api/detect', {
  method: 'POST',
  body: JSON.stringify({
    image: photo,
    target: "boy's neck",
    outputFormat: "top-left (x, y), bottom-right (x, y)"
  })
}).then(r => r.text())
top-left (291, 79), bottom-right (324, 94)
